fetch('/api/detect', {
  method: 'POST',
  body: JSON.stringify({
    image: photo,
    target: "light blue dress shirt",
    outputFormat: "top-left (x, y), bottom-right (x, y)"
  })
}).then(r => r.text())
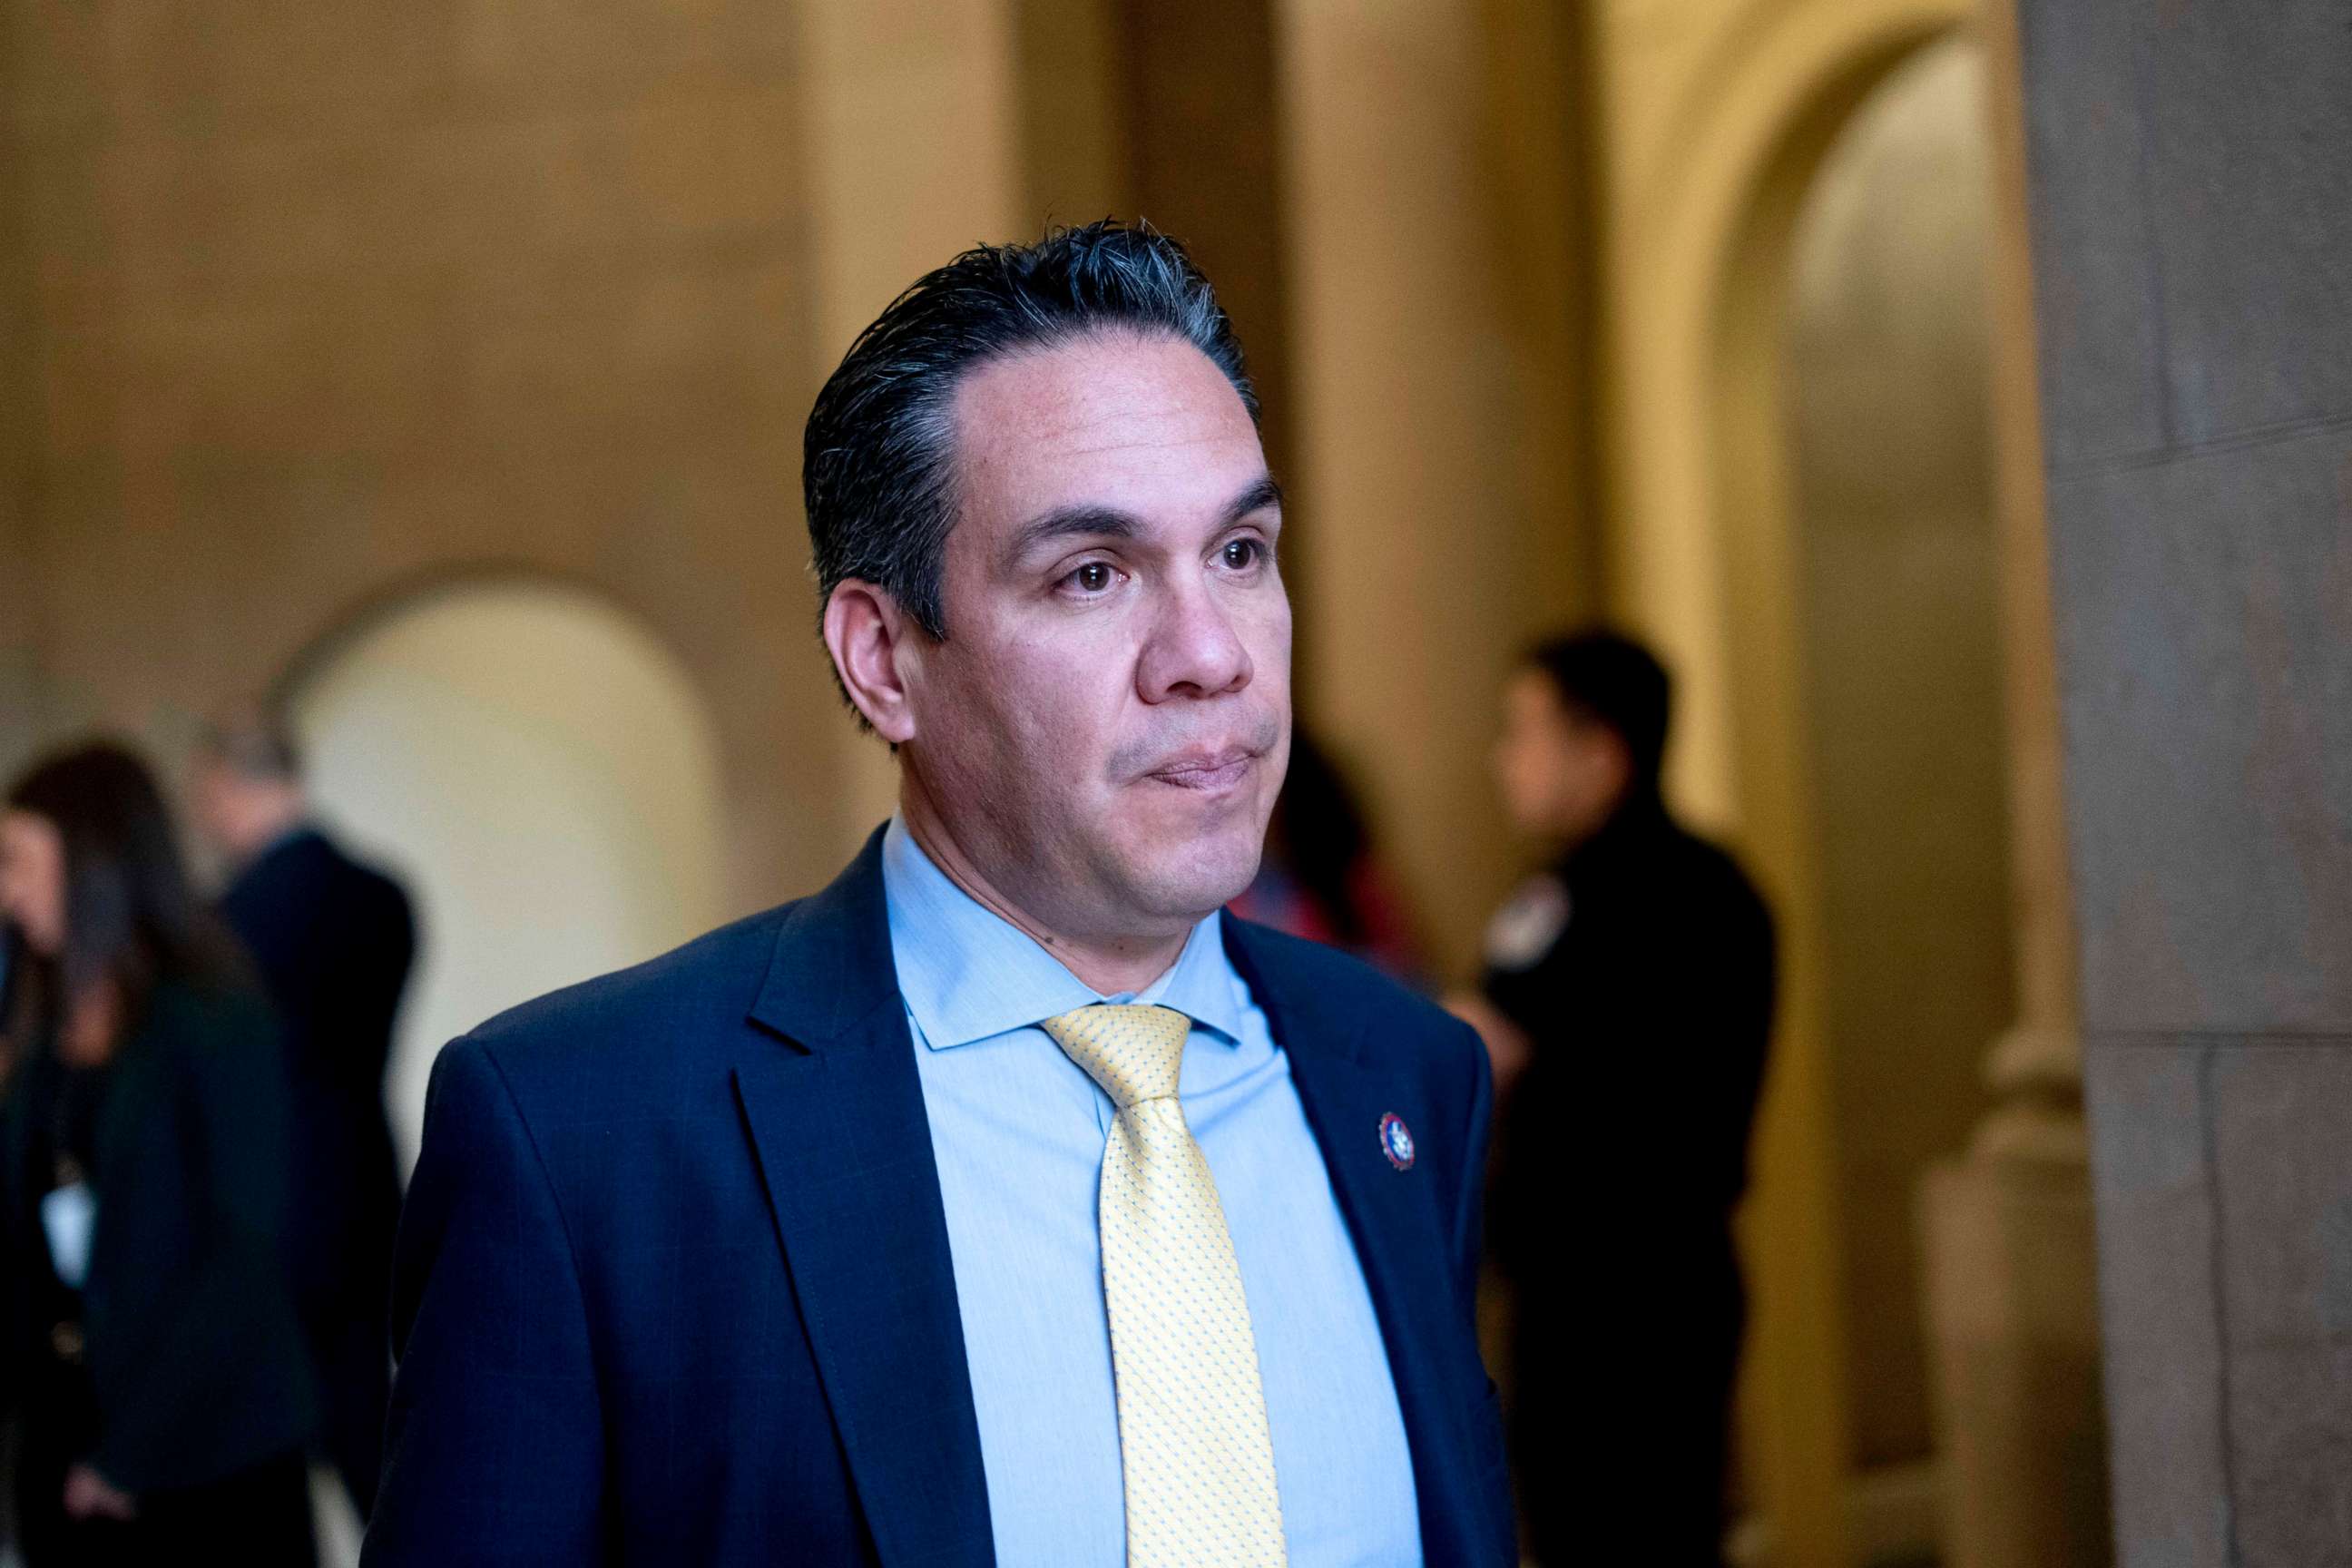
top-left (881, 818), bottom-right (1421, 1566)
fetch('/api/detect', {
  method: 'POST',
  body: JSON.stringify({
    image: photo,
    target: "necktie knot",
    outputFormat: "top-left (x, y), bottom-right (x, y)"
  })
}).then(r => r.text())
top-left (1041, 1003), bottom-right (1191, 1109)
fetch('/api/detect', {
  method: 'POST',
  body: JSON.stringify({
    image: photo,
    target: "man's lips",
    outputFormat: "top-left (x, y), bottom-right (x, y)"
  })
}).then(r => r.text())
top-left (1143, 748), bottom-right (1257, 790)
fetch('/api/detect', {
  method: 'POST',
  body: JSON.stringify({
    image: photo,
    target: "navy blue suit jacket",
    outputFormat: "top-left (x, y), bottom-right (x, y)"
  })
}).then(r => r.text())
top-left (220, 828), bottom-right (414, 1315)
top-left (364, 830), bottom-right (1514, 1566)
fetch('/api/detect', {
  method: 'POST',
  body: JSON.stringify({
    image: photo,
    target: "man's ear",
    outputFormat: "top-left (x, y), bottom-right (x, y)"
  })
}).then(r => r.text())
top-left (823, 580), bottom-right (921, 744)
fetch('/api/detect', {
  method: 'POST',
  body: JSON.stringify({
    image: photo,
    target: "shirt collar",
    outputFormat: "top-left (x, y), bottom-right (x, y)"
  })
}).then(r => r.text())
top-left (880, 816), bottom-right (1245, 1051)
top-left (243, 820), bottom-right (315, 868)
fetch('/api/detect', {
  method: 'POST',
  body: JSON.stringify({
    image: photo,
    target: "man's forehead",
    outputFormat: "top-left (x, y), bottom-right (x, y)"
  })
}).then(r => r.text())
top-left (952, 334), bottom-right (1258, 468)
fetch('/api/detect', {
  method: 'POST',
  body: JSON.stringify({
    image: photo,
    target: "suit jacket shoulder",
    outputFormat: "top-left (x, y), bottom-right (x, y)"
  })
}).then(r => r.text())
top-left (1221, 916), bottom-right (1490, 1132)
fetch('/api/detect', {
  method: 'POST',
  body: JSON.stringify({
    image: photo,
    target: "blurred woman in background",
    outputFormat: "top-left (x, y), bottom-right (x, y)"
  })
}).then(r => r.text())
top-left (0, 740), bottom-right (317, 1565)
top-left (1227, 727), bottom-right (1426, 984)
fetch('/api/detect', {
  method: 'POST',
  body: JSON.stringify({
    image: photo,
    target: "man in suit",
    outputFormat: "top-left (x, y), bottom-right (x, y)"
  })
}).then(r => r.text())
top-left (365, 221), bottom-right (1514, 1566)
top-left (1465, 631), bottom-right (1774, 1566)
top-left (193, 715), bottom-right (416, 1524)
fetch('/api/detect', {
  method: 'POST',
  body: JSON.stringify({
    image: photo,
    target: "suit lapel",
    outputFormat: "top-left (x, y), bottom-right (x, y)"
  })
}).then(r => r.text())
top-left (735, 831), bottom-right (994, 1568)
top-left (1222, 916), bottom-right (1489, 1568)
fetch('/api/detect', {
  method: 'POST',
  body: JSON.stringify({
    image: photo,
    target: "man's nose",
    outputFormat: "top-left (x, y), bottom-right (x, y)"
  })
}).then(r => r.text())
top-left (1137, 576), bottom-right (1253, 701)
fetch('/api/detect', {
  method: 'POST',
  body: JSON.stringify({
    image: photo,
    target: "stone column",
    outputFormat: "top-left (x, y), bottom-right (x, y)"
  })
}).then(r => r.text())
top-left (0, 45), bottom-right (37, 777)
top-left (1914, 5), bottom-right (2112, 1565)
top-left (796, 0), bottom-right (1026, 865)
top-left (2011, 4), bottom-right (2352, 1564)
top-left (1271, 0), bottom-right (1592, 976)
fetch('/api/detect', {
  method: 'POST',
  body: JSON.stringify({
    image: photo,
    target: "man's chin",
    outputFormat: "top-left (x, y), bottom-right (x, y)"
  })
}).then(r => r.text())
top-left (1114, 829), bottom-right (1266, 925)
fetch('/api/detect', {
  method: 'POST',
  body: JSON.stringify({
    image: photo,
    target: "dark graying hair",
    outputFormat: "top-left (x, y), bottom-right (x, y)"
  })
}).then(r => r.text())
top-left (7, 740), bottom-right (249, 1038)
top-left (196, 706), bottom-right (303, 783)
top-left (1526, 627), bottom-right (1672, 786)
top-left (802, 220), bottom-right (1258, 654)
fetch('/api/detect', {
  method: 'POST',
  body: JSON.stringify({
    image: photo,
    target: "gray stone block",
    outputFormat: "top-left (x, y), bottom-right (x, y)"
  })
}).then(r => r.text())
top-left (2085, 1038), bottom-right (2231, 1568)
top-left (2227, 1342), bottom-right (2352, 1568)
top-left (2047, 426), bottom-right (2352, 1035)
top-left (2205, 1043), bottom-right (2352, 1565)
top-left (2031, 5), bottom-right (2352, 1563)
top-left (2207, 1043), bottom-right (2352, 1345)
top-left (2019, 1), bottom-right (2352, 471)
top-left (2091, 1039), bottom-right (2352, 1567)
top-left (2015, 0), bottom-right (2171, 471)
top-left (2131, 4), bottom-right (2352, 446)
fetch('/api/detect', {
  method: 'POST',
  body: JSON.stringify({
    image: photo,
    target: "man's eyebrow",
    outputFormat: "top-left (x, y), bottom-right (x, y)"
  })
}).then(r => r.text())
top-left (1003, 475), bottom-right (1284, 564)
top-left (1223, 475), bottom-right (1284, 524)
top-left (1004, 505), bottom-right (1142, 563)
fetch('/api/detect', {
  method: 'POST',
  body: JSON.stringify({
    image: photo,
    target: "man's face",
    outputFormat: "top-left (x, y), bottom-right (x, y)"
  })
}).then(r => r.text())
top-left (897, 330), bottom-right (1291, 943)
top-left (188, 758), bottom-right (236, 854)
top-left (1494, 669), bottom-right (1629, 847)
top-left (0, 809), bottom-right (67, 957)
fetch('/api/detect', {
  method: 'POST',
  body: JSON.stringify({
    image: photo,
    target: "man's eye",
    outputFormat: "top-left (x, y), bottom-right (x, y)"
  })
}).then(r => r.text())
top-left (1222, 539), bottom-right (1264, 569)
top-left (1069, 562), bottom-right (1114, 593)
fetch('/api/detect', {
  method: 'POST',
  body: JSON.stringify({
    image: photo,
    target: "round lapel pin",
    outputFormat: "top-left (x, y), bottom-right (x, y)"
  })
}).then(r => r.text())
top-left (1379, 1112), bottom-right (1416, 1171)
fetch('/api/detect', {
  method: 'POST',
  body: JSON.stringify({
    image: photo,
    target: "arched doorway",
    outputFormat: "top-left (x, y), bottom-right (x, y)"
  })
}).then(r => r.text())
top-left (1782, 33), bottom-right (2014, 1553)
top-left (286, 576), bottom-right (728, 1179)
top-left (1705, 25), bottom-right (2013, 1568)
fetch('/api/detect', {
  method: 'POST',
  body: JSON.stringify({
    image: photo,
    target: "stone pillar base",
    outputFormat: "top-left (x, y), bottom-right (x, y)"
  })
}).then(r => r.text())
top-left (1919, 1098), bottom-right (2112, 1568)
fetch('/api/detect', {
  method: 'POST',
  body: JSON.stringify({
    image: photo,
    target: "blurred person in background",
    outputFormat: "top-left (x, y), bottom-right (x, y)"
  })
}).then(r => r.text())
top-left (1452, 629), bottom-right (1775, 1568)
top-left (0, 922), bottom-right (21, 1083)
top-left (193, 711), bottom-right (415, 1524)
top-left (1228, 727), bottom-right (1426, 982)
top-left (0, 741), bottom-right (318, 1565)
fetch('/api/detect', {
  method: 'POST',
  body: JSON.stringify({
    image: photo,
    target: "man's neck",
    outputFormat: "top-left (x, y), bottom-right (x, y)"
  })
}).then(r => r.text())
top-left (230, 793), bottom-right (309, 866)
top-left (897, 791), bottom-right (1192, 997)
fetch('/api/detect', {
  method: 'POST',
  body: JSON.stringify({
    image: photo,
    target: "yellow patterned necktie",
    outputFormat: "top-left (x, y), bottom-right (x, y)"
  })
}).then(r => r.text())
top-left (1041, 1003), bottom-right (1289, 1566)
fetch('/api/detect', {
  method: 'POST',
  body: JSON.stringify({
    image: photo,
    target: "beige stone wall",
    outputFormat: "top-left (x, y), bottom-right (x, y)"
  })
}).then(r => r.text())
top-left (1275, 0), bottom-right (1594, 979)
top-left (796, 0), bottom-right (1028, 861)
top-left (0, 2), bottom-right (850, 908)
top-left (0, 0), bottom-right (1590, 977)
top-left (2, 14), bottom-right (52, 777)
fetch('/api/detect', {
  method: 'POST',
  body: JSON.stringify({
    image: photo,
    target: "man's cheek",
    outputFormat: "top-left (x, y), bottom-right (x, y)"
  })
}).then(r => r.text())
top-left (1004, 671), bottom-right (1094, 788)
top-left (1241, 600), bottom-right (1293, 679)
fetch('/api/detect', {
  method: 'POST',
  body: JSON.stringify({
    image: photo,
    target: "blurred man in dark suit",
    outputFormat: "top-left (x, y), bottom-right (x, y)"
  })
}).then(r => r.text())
top-left (193, 714), bottom-right (415, 1524)
top-left (1455, 630), bottom-right (1775, 1567)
